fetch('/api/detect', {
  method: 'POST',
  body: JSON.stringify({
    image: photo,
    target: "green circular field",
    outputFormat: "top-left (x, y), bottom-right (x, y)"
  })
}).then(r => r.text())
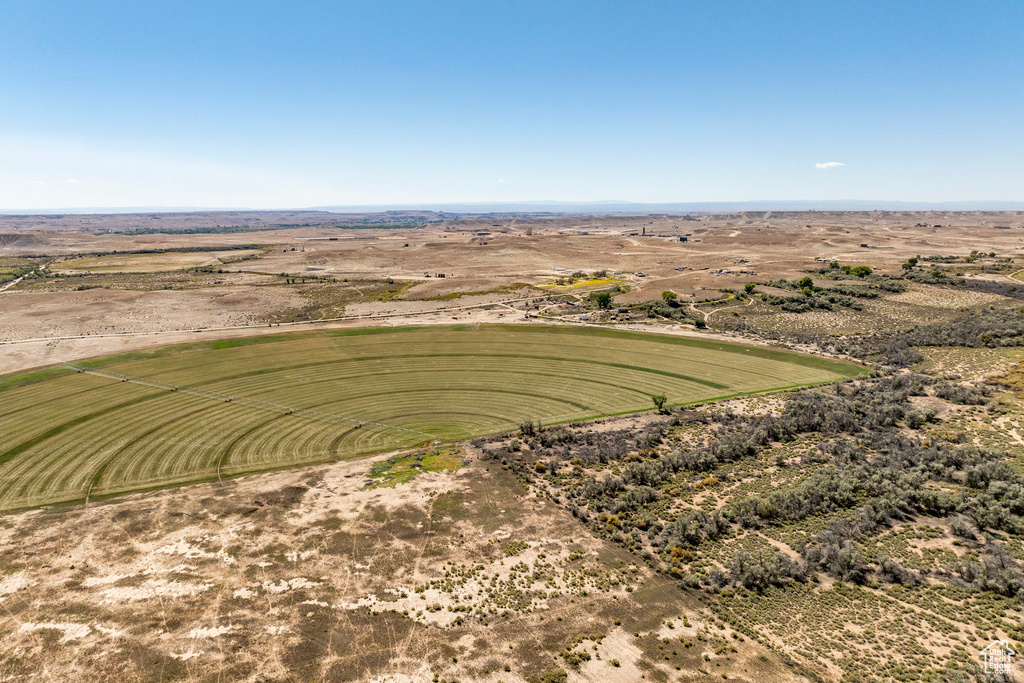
top-left (0, 325), bottom-right (863, 510)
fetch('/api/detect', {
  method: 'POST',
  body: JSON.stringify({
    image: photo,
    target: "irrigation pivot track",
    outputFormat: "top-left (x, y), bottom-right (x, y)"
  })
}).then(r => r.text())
top-left (0, 324), bottom-right (864, 511)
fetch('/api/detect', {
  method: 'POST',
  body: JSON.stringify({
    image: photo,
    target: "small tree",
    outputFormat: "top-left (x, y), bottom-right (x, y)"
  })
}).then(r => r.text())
top-left (797, 276), bottom-right (813, 288)
top-left (591, 292), bottom-right (612, 309)
top-left (744, 282), bottom-right (756, 294)
top-left (651, 394), bottom-right (668, 413)
top-left (661, 291), bottom-right (677, 301)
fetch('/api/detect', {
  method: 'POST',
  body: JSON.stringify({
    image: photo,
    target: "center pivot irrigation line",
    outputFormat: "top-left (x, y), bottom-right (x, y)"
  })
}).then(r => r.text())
top-left (64, 364), bottom-right (441, 445)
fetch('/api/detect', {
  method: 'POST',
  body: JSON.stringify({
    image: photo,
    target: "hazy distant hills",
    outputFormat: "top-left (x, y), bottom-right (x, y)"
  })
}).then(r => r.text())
top-left (5, 200), bottom-right (1024, 216)
top-left (313, 200), bottom-right (1024, 213)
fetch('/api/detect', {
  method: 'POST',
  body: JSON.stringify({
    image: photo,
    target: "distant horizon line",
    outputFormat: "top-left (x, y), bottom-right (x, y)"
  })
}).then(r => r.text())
top-left (3, 199), bottom-right (1024, 215)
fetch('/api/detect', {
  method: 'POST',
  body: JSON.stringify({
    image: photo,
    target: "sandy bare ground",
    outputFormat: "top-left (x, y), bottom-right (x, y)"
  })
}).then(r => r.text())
top-left (0, 452), bottom-right (805, 683)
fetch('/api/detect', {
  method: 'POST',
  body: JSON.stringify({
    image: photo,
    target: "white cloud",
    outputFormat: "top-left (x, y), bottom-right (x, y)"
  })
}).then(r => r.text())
top-left (68, 179), bottom-right (82, 184)
top-left (815, 161), bottom-right (845, 170)
top-left (497, 179), bottom-right (505, 183)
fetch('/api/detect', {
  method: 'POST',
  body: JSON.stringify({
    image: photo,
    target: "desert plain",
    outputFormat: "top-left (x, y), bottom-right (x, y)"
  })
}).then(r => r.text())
top-left (2, 209), bottom-right (1024, 682)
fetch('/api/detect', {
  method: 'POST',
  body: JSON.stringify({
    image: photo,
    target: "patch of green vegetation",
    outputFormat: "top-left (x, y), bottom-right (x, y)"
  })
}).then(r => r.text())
top-left (504, 539), bottom-right (529, 556)
top-left (0, 257), bottom-right (46, 285)
top-left (534, 667), bottom-right (568, 683)
top-left (0, 365), bottom-right (73, 391)
top-left (367, 447), bottom-right (464, 488)
top-left (259, 278), bottom-right (414, 323)
top-left (414, 283), bottom-right (539, 301)
top-left (541, 274), bottom-right (626, 292)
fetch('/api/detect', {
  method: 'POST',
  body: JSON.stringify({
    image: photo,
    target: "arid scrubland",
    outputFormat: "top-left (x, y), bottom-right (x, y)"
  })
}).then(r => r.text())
top-left (0, 449), bottom-right (804, 683)
top-left (3, 210), bottom-right (1024, 681)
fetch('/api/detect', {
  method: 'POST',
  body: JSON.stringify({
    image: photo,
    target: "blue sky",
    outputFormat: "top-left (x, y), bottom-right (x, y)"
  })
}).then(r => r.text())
top-left (1, 1), bottom-right (1021, 209)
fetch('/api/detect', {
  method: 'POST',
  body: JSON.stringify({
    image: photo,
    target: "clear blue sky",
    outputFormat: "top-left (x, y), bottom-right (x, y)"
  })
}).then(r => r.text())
top-left (1, 1), bottom-right (1021, 209)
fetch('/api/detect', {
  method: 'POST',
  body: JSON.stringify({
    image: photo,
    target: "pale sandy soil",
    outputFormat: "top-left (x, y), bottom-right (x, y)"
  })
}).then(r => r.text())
top-left (0, 286), bottom-right (301, 341)
top-left (0, 452), bottom-right (804, 683)
top-left (887, 285), bottom-right (1006, 308)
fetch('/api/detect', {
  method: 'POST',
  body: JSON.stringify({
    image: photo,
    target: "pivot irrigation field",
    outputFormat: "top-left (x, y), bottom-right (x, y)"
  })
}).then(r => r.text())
top-left (0, 325), bottom-right (863, 511)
